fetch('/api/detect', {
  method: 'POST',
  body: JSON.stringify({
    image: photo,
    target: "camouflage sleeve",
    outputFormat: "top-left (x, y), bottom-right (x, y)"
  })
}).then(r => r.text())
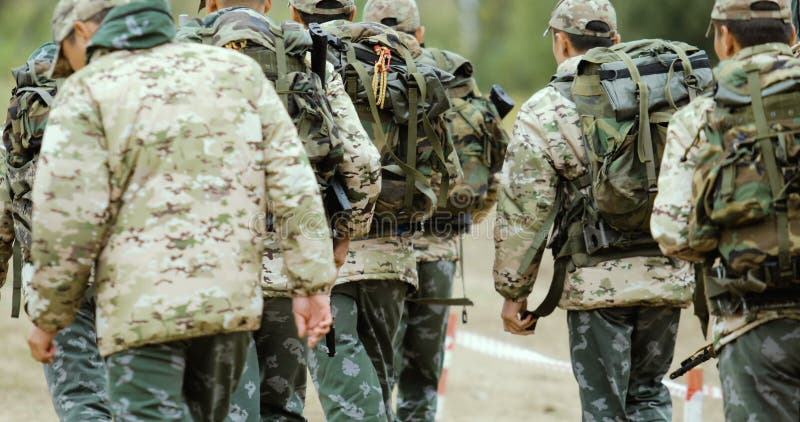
top-left (652, 96), bottom-right (715, 262)
top-left (326, 67), bottom-right (381, 238)
top-left (0, 146), bottom-right (14, 286)
top-left (493, 97), bottom-right (559, 301)
top-left (28, 78), bottom-right (109, 332)
top-left (256, 71), bottom-right (337, 296)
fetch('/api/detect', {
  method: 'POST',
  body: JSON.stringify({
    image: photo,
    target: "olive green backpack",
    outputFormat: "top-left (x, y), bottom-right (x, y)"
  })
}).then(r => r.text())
top-left (689, 49), bottom-right (800, 294)
top-left (521, 39), bottom-right (714, 320)
top-left (2, 43), bottom-right (58, 317)
top-left (178, 9), bottom-right (345, 199)
top-left (419, 48), bottom-right (511, 228)
top-left (321, 21), bottom-right (459, 230)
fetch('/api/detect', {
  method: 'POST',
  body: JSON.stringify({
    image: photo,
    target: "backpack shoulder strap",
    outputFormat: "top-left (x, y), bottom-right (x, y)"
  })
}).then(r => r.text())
top-left (746, 65), bottom-right (793, 280)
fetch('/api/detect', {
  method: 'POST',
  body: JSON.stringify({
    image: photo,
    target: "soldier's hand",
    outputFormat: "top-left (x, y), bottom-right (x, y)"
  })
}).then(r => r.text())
top-left (292, 295), bottom-right (333, 348)
top-left (501, 299), bottom-right (537, 336)
top-left (28, 326), bottom-right (57, 364)
top-left (333, 233), bottom-right (351, 270)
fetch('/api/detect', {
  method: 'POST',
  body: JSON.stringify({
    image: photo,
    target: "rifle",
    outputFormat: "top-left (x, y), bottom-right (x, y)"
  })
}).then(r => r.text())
top-left (669, 344), bottom-right (715, 379)
top-left (308, 23), bottom-right (353, 221)
top-left (309, 23), bottom-right (343, 358)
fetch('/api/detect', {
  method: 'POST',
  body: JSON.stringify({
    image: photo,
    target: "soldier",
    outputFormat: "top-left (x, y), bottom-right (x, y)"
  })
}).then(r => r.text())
top-left (22, 0), bottom-right (336, 420)
top-left (288, 1), bottom-right (420, 420)
top-left (493, 0), bottom-right (693, 420)
top-left (0, 42), bottom-right (114, 422)
top-left (180, 1), bottom-right (382, 420)
top-left (362, 1), bottom-right (509, 420)
top-left (652, 0), bottom-right (800, 420)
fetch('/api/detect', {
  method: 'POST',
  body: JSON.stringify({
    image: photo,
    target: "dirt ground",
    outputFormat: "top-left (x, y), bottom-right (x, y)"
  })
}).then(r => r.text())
top-left (0, 223), bottom-right (725, 421)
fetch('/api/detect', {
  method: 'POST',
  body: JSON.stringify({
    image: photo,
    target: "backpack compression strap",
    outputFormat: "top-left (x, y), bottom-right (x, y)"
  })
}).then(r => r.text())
top-left (613, 49), bottom-right (659, 195)
top-left (746, 65), bottom-right (793, 281)
top-left (272, 27), bottom-right (290, 109)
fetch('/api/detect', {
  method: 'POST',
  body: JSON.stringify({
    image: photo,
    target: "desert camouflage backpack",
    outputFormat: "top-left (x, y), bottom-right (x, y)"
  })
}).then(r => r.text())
top-left (689, 45), bottom-right (800, 293)
top-left (2, 43), bottom-right (58, 317)
top-left (177, 8), bottom-right (344, 194)
top-left (320, 21), bottom-right (459, 229)
top-left (418, 48), bottom-right (511, 228)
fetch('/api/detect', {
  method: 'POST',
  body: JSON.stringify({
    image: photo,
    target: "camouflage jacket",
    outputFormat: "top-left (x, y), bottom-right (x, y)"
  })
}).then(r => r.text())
top-left (413, 233), bottom-right (459, 263)
top-left (338, 236), bottom-right (418, 289)
top-left (494, 55), bottom-right (693, 310)
top-left (0, 146), bottom-right (12, 289)
top-left (653, 43), bottom-right (800, 350)
top-left (27, 42), bottom-right (336, 357)
top-left (178, 8), bottom-right (381, 298)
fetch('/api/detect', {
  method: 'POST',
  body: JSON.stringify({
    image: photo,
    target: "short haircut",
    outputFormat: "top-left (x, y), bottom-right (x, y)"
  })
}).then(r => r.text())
top-left (295, 0), bottom-right (352, 25)
top-left (714, 1), bottom-right (794, 47)
top-left (65, 7), bottom-right (113, 43)
top-left (554, 21), bottom-right (615, 53)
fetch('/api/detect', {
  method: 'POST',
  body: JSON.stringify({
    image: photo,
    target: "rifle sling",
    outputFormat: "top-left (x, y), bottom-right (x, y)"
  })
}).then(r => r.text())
top-left (11, 241), bottom-right (22, 318)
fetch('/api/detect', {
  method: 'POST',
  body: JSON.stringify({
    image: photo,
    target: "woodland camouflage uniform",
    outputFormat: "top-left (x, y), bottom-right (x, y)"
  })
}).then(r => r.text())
top-left (177, 5), bottom-right (382, 420)
top-left (361, 1), bottom-right (467, 420)
top-left (653, 1), bottom-right (800, 419)
top-left (22, 0), bottom-right (336, 420)
top-left (494, 1), bottom-right (693, 420)
top-left (286, 1), bottom-right (420, 420)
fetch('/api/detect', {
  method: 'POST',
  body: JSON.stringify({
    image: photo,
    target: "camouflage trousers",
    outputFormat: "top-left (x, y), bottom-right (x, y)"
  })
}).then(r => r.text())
top-left (567, 307), bottom-right (680, 422)
top-left (308, 280), bottom-right (408, 422)
top-left (393, 260), bottom-right (456, 422)
top-left (718, 318), bottom-right (800, 422)
top-left (254, 297), bottom-right (309, 422)
top-left (43, 292), bottom-right (113, 421)
top-left (105, 332), bottom-right (253, 422)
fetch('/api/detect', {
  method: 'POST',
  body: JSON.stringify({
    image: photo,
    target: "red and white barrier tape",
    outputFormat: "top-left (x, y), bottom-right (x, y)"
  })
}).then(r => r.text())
top-left (455, 330), bottom-right (723, 400)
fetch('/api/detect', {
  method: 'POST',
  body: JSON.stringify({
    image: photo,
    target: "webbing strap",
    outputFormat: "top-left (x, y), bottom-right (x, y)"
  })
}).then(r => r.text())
top-left (274, 31), bottom-right (289, 109)
top-left (530, 256), bottom-right (569, 320)
top-left (11, 241), bottom-right (22, 318)
top-left (16, 87), bottom-right (55, 108)
top-left (747, 67), bottom-right (792, 279)
top-left (671, 44), bottom-right (698, 102)
top-left (405, 78), bottom-right (420, 210)
top-left (693, 263), bottom-right (710, 337)
top-left (346, 45), bottom-right (388, 152)
top-left (615, 50), bottom-right (658, 194)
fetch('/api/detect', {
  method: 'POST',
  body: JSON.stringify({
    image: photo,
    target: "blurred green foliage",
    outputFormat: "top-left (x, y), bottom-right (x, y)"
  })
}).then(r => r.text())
top-left (0, 0), bottom-right (714, 107)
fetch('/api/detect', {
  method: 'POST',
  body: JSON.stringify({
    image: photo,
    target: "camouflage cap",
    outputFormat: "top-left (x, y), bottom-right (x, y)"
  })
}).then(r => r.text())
top-left (289, 0), bottom-right (355, 15)
top-left (49, 0), bottom-right (131, 79)
top-left (544, 0), bottom-right (618, 38)
top-left (362, 0), bottom-right (421, 33)
top-left (711, 0), bottom-right (791, 21)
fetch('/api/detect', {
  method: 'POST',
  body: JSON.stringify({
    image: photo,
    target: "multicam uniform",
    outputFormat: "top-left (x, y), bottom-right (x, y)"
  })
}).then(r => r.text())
top-left (0, 43), bottom-right (113, 422)
top-left (494, 54), bottom-right (693, 421)
top-left (653, 43), bottom-right (800, 421)
top-left (177, 7), bottom-right (382, 421)
top-left (27, 1), bottom-right (336, 420)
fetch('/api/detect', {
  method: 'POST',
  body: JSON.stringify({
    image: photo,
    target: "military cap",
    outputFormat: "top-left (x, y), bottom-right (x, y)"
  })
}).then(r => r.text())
top-left (711, 0), bottom-right (791, 21)
top-left (543, 0), bottom-right (618, 38)
top-left (49, 0), bottom-right (131, 79)
top-left (289, 0), bottom-right (355, 15)
top-left (363, 0), bottom-right (421, 33)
